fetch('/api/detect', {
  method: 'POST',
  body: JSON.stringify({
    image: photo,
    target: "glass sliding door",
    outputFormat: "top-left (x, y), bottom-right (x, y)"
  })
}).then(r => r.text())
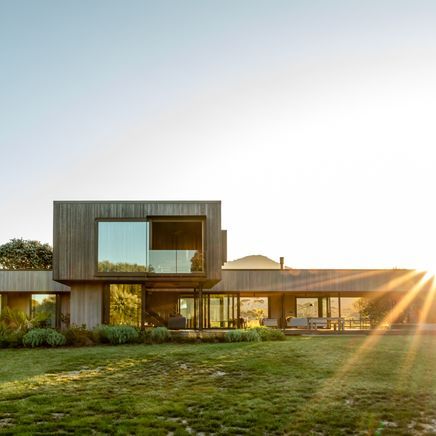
top-left (178, 294), bottom-right (238, 329)
top-left (179, 296), bottom-right (196, 328)
top-left (207, 294), bottom-right (238, 328)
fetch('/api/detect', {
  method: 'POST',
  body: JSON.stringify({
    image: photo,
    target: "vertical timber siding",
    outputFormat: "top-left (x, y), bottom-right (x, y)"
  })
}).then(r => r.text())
top-left (53, 201), bottom-right (222, 285)
top-left (70, 283), bottom-right (103, 328)
top-left (0, 271), bottom-right (70, 292)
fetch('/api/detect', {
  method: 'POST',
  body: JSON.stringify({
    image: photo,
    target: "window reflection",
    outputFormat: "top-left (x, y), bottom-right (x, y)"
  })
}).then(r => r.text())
top-left (98, 222), bottom-right (148, 272)
top-left (296, 298), bottom-right (319, 317)
top-left (97, 220), bottom-right (204, 274)
top-left (32, 294), bottom-right (56, 327)
top-left (109, 284), bottom-right (142, 327)
top-left (149, 221), bottom-right (204, 273)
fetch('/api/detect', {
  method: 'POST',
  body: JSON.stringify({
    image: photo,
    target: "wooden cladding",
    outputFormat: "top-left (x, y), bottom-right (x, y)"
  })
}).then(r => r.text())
top-left (53, 201), bottom-right (222, 286)
top-left (0, 270), bottom-right (70, 293)
top-left (213, 269), bottom-right (430, 294)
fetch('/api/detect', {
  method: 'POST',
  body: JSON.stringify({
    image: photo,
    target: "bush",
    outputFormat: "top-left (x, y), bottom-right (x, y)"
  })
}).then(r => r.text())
top-left (225, 329), bottom-right (244, 342)
top-left (64, 325), bottom-right (95, 346)
top-left (94, 325), bottom-right (139, 345)
top-left (0, 326), bottom-right (25, 348)
top-left (0, 307), bottom-right (31, 331)
top-left (22, 328), bottom-right (47, 347)
top-left (244, 329), bottom-right (262, 342)
top-left (150, 327), bottom-right (171, 344)
top-left (140, 328), bottom-right (153, 344)
top-left (252, 326), bottom-right (286, 341)
top-left (225, 329), bottom-right (261, 342)
top-left (46, 329), bottom-right (66, 346)
top-left (22, 328), bottom-right (66, 347)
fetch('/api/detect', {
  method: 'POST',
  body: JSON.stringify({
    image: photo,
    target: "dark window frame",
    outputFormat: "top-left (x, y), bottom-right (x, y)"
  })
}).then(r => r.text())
top-left (95, 217), bottom-right (207, 278)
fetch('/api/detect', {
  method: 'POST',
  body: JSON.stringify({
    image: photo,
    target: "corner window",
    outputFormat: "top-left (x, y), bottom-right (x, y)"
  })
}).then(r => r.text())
top-left (97, 219), bottom-right (204, 274)
top-left (149, 220), bottom-right (204, 273)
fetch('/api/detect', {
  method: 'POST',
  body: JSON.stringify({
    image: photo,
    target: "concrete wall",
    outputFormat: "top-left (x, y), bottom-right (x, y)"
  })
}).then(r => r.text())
top-left (70, 283), bottom-right (103, 328)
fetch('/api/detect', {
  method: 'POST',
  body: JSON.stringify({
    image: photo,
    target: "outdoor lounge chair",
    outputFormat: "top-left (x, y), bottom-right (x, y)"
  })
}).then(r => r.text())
top-left (261, 318), bottom-right (279, 327)
top-left (287, 317), bottom-right (309, 328)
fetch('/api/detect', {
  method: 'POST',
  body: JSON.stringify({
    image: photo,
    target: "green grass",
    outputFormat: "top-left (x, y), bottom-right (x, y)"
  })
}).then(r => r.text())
top-left (0, 336), bottom-right (435, 435)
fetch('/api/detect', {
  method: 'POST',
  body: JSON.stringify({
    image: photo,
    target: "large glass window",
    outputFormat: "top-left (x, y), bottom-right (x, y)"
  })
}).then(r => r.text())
top-left (179, 297), bottom-right (196, 328)
top-left (109, 284), bottom-right (142, 327)
top-left (149, 221), bottom-right (204, 273)
top-left (208, 295), bottom-right (235, 328)
top-left (97, 220), bottom-right (204, 274)
top-left (31, 294), bottom-right (56, 327)
top-left (296, 298), bottom-right (319, 317)
top-left (240, 297), bottom-right (269, 327)
top-left (178, 294), bottom-right (238, 328)
top-left (98, 221), bottom-right (148, 272)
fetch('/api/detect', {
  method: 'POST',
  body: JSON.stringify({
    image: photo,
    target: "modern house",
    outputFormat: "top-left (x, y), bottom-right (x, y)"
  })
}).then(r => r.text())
top-left (0, 200), bottom-right (435, 330)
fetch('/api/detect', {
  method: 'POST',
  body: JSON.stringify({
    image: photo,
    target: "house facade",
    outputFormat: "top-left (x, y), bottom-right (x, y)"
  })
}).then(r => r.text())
top-left (0, 200), bottom-right (435, 329)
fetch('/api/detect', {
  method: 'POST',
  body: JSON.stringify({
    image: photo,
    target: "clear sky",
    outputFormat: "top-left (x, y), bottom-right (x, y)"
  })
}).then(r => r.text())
top-left (1, 0), bottom-right (435, 269)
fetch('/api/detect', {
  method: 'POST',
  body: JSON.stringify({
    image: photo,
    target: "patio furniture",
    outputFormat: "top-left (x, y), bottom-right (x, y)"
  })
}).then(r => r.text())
top-left (261, 318), bottom-right (279, 328)
top-left (307, 317), bottom-right (345, 331)
top-left (168, 315), bottom-right (186, 329)
top-left (287, 317), bottom-right (309, 328)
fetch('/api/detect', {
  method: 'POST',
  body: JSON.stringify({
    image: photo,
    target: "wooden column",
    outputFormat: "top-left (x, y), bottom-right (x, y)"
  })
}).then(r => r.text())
top-left (198, 286), bottom-right (203, 331)
top-left (318, 297), bottom-right (323, 317)
top-left (338, 293), bottom-right (341, 318)
top-left (281, 293), bottom-right (285, 329)
top-left (236, 293), bottom-right (241, 328)
top-left (207, 294), bottom-right (211, 328)
top-left (141, 285), bottom-right (148, 329)
top-left (55, 294), bottom-right (62, 329)
top-left (193, 289), bottom-right (197, 329)
top-left (102, 284), bottom-right (110, 325)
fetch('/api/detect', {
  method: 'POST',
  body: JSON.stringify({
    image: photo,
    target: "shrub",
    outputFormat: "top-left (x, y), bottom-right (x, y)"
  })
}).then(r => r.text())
top-left (150, 327), bottom-right (171, 344)
top-left (140, 328), bottom-right (155, 344)
top-left (252, 326), bottom-right (286, 341)
top-left (225, 329), bottom-right (244, 342)
top-left (64, 325), bottom-right (95, 346)
top-left (6, 329), bottom-right (25, 347)
top-left (22, 328), bottom-right (47, 347)
top-left (95, 325), bottom-right (139, 345)
top-left (22, 328), bottom-right (66, 348)
top-left (0, 326), bottom-right (25, 348)
top-left (46, 329), bottom-right (66, 346)
top-left (30, 311), bottom-right (53, 329)
top-left (244, 329), bottom-right (262, 342)
top-left (0, 307), bottom-right (31, 331)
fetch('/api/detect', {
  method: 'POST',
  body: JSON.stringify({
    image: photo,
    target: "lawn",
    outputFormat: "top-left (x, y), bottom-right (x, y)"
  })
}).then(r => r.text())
top-left (0, 336), bottom-right (435, 435)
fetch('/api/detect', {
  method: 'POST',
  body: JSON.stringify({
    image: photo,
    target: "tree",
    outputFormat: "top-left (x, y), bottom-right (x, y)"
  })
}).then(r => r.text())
top-left (354, 296), bottom-right (395, 327)
top-left (0, 238), bottom-right (53, 270)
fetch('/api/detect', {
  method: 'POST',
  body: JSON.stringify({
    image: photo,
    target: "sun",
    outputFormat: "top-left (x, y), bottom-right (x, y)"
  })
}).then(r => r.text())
top-left (421, 268), bottom-right (436, 281)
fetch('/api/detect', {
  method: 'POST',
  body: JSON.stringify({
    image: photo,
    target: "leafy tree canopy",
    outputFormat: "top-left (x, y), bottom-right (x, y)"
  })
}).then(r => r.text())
top-left (355, 296), bottom-right (394, 326)
top-left (0, 238), bottom-right (53, 270)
